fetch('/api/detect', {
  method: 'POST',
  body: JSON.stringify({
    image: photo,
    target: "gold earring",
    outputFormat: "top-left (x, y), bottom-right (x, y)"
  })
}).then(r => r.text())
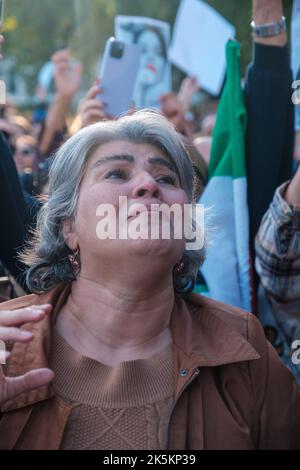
top-left (69, 248), bottom-right (80, 274)
top-left (174, 260), bottom-right (185, 275)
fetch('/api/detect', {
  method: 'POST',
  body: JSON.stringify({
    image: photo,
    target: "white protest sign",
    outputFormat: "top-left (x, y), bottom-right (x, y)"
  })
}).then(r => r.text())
top-left (169, 0), bottom-right (235, 96)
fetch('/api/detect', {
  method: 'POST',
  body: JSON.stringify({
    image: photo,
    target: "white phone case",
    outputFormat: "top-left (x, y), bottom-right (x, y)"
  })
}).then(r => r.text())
top-left (99, 38), bottom-right (141, 117)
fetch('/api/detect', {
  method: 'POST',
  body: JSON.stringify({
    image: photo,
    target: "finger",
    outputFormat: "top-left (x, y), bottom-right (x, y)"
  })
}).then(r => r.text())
top-left (53, 59), bottom-right (70, 71)
top-left (80, 103), bottom-right (105, 118)
top-left (52, 48), bottom-right (70, 63)
top-left (0, 307), bottom-right (48, 327)
top-left (55, 63), bottom-right (72, 75)
top-left (82, 99), bottom-right (105, 111)
top-left (0, 350), bottom-right (10, 365)
top-left (159, 92), bottom-right (174, 102)
top-left (162, 103), bottom-right (178, 116)
top-left (0, 304), bottom-right (52, 327)
top-left (5, 368), bottom-right (55, 402)
top-left (0, 326), bottom-right (33, 343)
top-left (92, 78), bottom-right (101, 86)
top-left (5, 351), bottom-right (11, 361)
top-left (83, 107), bottom-right (106, 119)
top-left (83, 110), bottom-right (106, 124)
top-left (85, 85), bottom-right (102, 100)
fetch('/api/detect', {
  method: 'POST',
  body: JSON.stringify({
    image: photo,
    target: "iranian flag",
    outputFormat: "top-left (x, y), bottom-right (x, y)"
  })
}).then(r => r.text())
top-left (197, 40), bottom-right (252, 311)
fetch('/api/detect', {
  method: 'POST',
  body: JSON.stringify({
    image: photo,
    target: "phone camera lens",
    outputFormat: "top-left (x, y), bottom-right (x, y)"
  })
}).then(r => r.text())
top-left (110, 41), bottom-right (124, 59)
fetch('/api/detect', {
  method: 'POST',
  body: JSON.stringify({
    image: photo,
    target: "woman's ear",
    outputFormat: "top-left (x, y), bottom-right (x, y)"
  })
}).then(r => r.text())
top-left (62, 219), bottom-right (79, 251)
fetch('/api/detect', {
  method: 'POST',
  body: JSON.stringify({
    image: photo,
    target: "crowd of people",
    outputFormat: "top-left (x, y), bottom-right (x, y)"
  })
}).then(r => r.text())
top-left (0, 0), bottom-right (299, 450)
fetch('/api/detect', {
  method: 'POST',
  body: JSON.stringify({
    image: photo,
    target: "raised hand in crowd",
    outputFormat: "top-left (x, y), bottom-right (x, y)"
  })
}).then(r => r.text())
top-left (39, 48), bottom-right (82, 157)
top-left (160, 76), bottom-right (199, 137)
top-left (0, 304), bottom-right (54, 406)
top-left (159, 92), bottom-right (185, 131)
top-left (78, 80), bottom-right (109, 128)
top-left (177, 76), bottom-right (199, 114)
top-left (52, 48), bottom-right (83, 100)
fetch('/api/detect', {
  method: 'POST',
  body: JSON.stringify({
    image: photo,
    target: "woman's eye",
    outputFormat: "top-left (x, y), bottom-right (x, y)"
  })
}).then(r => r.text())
top-left (104, 169), bottom-right (127, 180)
top-left (157, 175), bottom-right (177, 185)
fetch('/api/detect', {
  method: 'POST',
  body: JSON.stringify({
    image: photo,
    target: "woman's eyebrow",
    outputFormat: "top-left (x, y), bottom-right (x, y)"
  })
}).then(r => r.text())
top-left (148, 156), bottom-right (178, 174)
top-left (92, 154), bottom-right (135, 168)
top-left (92, 154), bottom-right (178, 175)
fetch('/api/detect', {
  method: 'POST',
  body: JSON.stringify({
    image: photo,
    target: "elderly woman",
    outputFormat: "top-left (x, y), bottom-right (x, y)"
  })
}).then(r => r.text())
top-left (0, 110), bottom-right (299, 450)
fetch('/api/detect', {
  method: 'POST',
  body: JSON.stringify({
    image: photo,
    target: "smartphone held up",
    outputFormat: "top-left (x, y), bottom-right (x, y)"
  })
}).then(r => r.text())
top-left (98, 37), bottom-right (141, 117)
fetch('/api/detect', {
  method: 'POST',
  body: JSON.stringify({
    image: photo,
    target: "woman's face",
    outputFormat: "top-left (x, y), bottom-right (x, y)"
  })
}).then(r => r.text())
top-left (137, 30), bottom-right (166, 88)
top-left (14, 143), bottom-right (36, 173)
top-left (68, 141), bottom-right (188, 271)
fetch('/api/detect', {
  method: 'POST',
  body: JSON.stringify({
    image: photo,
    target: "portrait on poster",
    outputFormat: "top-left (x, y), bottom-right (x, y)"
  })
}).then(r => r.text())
top-left (115, 15), bottom-right (171, 109)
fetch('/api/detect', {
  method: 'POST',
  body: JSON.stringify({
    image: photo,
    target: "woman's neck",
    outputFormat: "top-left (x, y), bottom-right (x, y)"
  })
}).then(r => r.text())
top-left (56, 274), bottom-right (175, 366)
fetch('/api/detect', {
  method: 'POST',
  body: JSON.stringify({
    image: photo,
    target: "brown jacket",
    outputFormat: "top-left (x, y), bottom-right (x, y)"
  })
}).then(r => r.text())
top-left (0, 282), bottom-right (299, 450)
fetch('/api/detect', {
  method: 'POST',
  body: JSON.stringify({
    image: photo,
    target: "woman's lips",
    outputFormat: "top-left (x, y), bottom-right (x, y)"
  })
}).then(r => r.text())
top-left (146, 63), bottom-right (157, 74)
top-left (127, 203), bottom-right (161, 220)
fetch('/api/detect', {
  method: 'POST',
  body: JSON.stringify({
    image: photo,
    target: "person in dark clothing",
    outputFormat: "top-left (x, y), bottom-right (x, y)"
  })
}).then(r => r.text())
top-left (0, 131), bottom-right (40, 290)
top-left (245, 0), bottom-right (294, 261)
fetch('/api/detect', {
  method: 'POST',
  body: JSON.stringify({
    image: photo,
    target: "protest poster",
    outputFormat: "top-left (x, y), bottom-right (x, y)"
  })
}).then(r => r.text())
top-left (169, 0), bottom-right (235, 96)
top-left (115, 15), bottom-right (171, 109)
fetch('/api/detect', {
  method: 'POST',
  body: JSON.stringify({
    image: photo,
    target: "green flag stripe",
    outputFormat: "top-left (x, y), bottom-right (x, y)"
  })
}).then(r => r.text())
top-left (208, 40), bottom-right (247, 179)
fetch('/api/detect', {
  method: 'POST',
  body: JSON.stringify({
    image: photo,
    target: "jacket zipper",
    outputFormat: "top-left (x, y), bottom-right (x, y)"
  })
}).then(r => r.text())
top-left (167, 367), bottom-right (200, 448)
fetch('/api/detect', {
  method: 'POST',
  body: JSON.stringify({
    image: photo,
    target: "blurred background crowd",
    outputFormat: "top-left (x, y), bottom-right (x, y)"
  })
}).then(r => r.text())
top-left (0, 0), bottom-right (300, 386)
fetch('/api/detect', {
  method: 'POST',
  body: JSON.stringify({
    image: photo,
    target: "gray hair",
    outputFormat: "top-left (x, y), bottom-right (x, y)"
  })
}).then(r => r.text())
top-left (21, 109), bottom-right (205, 295)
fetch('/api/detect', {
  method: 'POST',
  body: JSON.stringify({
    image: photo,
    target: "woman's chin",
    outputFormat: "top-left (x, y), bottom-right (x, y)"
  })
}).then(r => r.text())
top-left (126, 236), bottom-right (179, 257)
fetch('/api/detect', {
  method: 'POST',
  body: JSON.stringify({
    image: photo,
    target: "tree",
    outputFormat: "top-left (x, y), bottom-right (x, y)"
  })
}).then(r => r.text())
top-left (0, 0), bottom-right (294, 98)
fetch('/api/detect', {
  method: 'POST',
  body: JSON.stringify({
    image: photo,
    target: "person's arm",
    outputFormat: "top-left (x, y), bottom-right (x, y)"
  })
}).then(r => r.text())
top-left (0, 132), bottom-right (40, 289)
top-left (39, 49), bottom-right (82, 157)
top-left (255, 170), bottom-right (300, 357)
top-left (252, 0), bottom-right (286, 47)
top-left (255, 177), bottom-right (300, 302)
top-left (245, 0), bottom-right (293, 263)
top-left (0, 28), bottom-right (39, 289)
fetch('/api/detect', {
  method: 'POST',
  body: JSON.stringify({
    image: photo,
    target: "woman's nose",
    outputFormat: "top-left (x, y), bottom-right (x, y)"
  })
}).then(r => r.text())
top-left (131, 172), bottom-right (161, 200)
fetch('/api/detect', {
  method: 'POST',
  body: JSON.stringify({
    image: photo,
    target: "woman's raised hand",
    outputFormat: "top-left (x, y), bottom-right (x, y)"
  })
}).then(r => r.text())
top-left (79, 80), bottom-right (109, 128)
top-left (0, 304), bottom-right (54, 406)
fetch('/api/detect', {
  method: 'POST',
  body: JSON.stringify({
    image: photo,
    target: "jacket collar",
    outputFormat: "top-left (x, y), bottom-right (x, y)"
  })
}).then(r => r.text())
top-left (171, 293), bottom-right (259, 368)
top-left (1, 284), bottom-right (259, 412)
